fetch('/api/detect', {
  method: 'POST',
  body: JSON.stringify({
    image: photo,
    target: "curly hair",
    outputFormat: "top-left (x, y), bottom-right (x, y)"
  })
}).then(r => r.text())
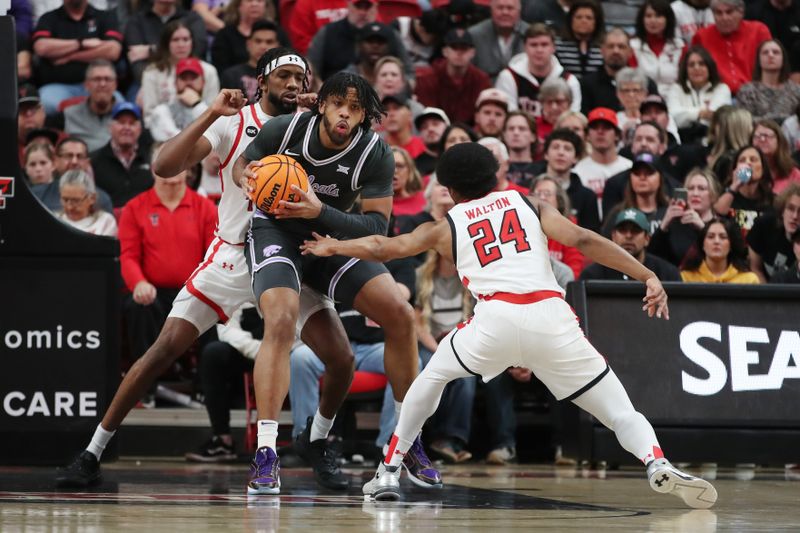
top-left (437, 142), bottom-right (498, 200)
top-left (314, 72), bottom-right (385, 129)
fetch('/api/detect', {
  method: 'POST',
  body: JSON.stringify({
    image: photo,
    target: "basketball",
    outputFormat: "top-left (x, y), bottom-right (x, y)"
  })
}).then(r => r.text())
top-left (250, 154), bottom-right (309, 214)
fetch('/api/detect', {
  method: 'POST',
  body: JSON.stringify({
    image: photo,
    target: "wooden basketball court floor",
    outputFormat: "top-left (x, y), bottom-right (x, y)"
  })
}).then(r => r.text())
top-left (0, 460), bottom-right (797, 532)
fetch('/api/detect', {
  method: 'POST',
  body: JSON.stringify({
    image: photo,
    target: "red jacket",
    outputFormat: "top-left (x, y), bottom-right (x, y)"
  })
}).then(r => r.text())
top-left (691, 21), bottom-right (771, 95)
top-left (414, 59), bottom-right (492, 125)
top-left (287, 0), bottom-right (349, 55)
top-left (119, 187), bottom-right (217, 291)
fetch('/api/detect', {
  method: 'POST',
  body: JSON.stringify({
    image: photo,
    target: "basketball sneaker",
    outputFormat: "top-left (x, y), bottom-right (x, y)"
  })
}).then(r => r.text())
top-left (403, 435), bottom-right (443, 488)
top-left (247, 447), bottom-right (281, 495)
top-left (647, 458), bottom-right (718, 509)
top-left (294, 417), bottom-right (349, 490)
top-left (363, 462), bottom-right (402, 501)
top-left (185, 436), bottom-right (237, 463)
top-left (55, 450), bottom-right (101, 488)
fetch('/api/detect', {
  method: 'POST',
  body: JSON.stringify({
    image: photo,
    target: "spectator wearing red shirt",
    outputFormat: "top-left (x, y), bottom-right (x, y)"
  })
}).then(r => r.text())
top-left (288, 0), bottom-right (349, 55)
top-left (531, 176), bottom-right (585, 277)
top-left (120, 155), bottom-right (217, 366)
top-left (690, 0), bottom-right (771, 95)
top-left (382, 94), bottom-right (426, 159)
top-left (391, 146), bottom-right (427, 216)
top-left (414, 28), bottom-right (491, 126)
top-left (478, 136), bottom-right (531, 195)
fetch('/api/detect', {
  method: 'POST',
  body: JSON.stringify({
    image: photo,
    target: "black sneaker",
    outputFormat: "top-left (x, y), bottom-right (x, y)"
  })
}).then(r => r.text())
top-left (55, 450), bottom-right (101, 488)
top-left (294, 416), bottom-right (349, 490)
top-left (185, 436), bottom-right (237, 463)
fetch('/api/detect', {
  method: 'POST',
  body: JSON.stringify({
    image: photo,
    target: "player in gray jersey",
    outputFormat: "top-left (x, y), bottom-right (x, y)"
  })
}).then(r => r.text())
top-left (233, 72), bottom-right (441, 495)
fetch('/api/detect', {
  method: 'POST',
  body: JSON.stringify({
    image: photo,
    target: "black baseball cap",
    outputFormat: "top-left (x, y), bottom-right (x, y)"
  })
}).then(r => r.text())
top-left (358, 22), bottom-right (393, 42)
top-left (444, 28), bottom-right (474, 47)
top-left (382, 93), bottom-right (411, 108)
top-left (18, 84), bottom-right (41, 106)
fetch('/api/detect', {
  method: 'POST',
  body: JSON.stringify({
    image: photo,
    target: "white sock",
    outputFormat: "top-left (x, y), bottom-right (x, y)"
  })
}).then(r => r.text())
top-left (86, 424), bottom-right (115, 460)
top-left (385, 433), bottom-right (413, 468)
top-left (394, 400), bottom-right (402, 421)
top-left (309, 409), bottom-right (335, 442)
top-left (257, 420), bottom-right (279, 450)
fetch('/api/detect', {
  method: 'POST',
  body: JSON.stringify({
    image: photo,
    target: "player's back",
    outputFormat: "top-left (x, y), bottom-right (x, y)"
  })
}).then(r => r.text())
top-left (447, 190), bottom-right (563, 298)
top-left (204, 104), bottom-right (270, 244)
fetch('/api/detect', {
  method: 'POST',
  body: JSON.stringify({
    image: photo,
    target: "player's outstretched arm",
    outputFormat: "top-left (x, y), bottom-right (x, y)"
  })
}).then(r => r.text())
top-left (153, 89), bottom-right (246, 177)
top-left (300, 220), bottom-right (452, 262)
top-left (537, 199), bottom-right (669, 319)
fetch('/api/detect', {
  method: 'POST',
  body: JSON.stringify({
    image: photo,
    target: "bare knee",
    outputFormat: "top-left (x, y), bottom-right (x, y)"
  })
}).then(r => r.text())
top-left (138, 318), bottom-right (197, 367)
top-left (374, 299), bottom-right (415, 337)
top-left (263, 308), bottom-right (298, 347)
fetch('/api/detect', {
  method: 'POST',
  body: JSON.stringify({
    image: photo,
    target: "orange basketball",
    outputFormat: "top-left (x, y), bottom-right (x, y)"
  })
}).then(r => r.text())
top-left (250, 154), bottom-right (309, 214)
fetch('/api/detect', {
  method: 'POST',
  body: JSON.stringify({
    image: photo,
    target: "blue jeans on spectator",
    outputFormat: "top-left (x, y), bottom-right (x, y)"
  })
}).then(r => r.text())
top-left (39, 83), bottom-right (88, 115)
top-left (419, 345), bottom-right (477, 444)
top-left (290, 341), bottom-right (406, 447)
top-left (484, 371), bottom-right (516, 449)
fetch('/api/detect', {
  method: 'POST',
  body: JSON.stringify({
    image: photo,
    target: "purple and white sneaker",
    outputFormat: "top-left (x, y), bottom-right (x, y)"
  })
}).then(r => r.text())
top-left (247, 446), bottom-right (281, 495)
top-left (403, 435), bottom-right (443, 489)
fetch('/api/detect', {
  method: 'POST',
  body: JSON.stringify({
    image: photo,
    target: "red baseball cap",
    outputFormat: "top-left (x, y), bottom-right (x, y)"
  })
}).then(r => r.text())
top-left (587, 107), bottom-right (619, 130)
top-left (176, 57), bottom-right (204, 77)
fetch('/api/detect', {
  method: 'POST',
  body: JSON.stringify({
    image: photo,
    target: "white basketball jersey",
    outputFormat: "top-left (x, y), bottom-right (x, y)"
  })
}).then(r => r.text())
top-left (203, 104), bottom-right (271, 244)
top-left (447, 190), bottom-right (564, 299)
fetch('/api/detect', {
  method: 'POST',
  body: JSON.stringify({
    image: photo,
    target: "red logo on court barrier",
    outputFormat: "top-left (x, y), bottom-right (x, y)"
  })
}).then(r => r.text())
top-left (0, 177), bottom-right (14, 210)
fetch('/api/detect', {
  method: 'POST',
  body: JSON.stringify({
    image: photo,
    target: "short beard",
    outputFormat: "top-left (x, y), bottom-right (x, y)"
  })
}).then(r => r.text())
top-left (268, 91), bottom-right (297, 115)
top-left (322, 113), bottom-right (359, 146)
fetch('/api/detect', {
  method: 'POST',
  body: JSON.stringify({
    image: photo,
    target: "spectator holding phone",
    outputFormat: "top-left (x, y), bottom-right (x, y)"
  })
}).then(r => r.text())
top-left (648, 168), bottom-right (720, 266)
top-left (713, 144), bottom-right (775, 232)
top-left (680, 218), bottom-right (761, 283)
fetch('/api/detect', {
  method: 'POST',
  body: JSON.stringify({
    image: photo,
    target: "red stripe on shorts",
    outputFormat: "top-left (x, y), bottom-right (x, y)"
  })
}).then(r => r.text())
top-left (183, 239), bottom-right (228, 322)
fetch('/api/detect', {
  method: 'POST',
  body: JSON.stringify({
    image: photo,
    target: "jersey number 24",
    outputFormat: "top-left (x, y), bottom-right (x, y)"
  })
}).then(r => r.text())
top-left (467, 209), bottom-right (532, 267)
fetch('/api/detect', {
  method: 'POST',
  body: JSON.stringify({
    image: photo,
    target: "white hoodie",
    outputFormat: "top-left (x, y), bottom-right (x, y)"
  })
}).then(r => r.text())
top-left (495, 54), bottom-right (582, 115)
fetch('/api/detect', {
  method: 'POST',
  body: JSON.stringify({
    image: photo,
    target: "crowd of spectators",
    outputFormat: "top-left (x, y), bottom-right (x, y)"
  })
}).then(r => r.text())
top-left (13, 0), bottom-right (800, 463)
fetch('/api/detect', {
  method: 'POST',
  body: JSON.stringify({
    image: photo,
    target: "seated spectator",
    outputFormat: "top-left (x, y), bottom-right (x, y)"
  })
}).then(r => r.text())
top-left (615, 68), bottom-right (651, 145)
top-left (667, 45), bottom-right (732, 145)
top-left (124, 0), bottom-right (208, 85)
top-left (287, 0), bottom-right (350, 56)
top-left (769, 228), bottom-right (800, 283)
top-left (603, 152), bottom-right (670, 235)
top-left (56, 169), bottom-right (118, 236)
top-left (64, 60), bottom-right (121, 152)
top-left (630, 0), bottom-right (685, 97)
top-left (344, 23), bottom-right (395, 87)
top-left (573, 107), bottom-right (632, 205)
top-left (17, 84), bottom-right (53, 164)
top-left (119, 147), bottom-right (217, 391)
top-left (494, 23), bottom-right (582, 117)
top-left (713, 144), bottom-right (775, 232)
top-left (737, 40), bottom-right (800, 124)
top-left (690, 0), bottom-right (771, 95)
top-left (536, 78), bottom-right (574, 144)
top-left (467, 0), bottom-right (529, 81)
top-left (140, 21), bottom-right (220, 125)
top-left (639, 94), bottom-right (682, 147)
top-left (394, 11), bottom-right (449, 69)
top-left (220, 20), bottom-right (279, 102)
top-left (474, 88), bottom-right (510, 139)
top-left (671, 0), bottom-right (713, 44)
top-left (554, 0), bottom-right (604, 79)
top-left (649, 167), bottom-right (720, 266)
top-left (308, 0), bottom-right (411, 82)
top-left (747, 183), bottom-right (800, 281)
top-left (680, 217), bottom-right (761, 282)
top-left (191, 0), bottom-right (228, 35)
top-left (289, 259), bottom-right (418, 454)
top-left (554, 110), bottom-right (589, 145)
top-left (32, 136), bottom-right (113, 213)
top-left (503, 111), bottom-right (539, 188)
top-left (439, 123), bottom-right (479, 158)
top-left (24, 142), bottom-right (57, 186)
top-left (413, 107), bottom-right (449, 177)
top-left (540, 128), bottom-right (600, 231)
top-left (31, 0), bottom-right (123, 115)
top-left (382, 95), bottom-right (425, 158)
top-left (478, 136), bottom-right (530, 193)
top-left (393, 176), bottom-right (455, 250)
top-left (581, 208), bottom-right (681, 280)
top-left (373, 57), bottom-right (423, 118)
top-left (210, 0), bottom-right (281, 74)
top-left (707, 106), bottom-right (753, 181)
top-left (532, 176), bottom-right (585, 277)
top-left (91, 103), bottom-right (154, 208)
top-left (390, 146), bottom-right (426, 217)
top-left (580, 28), bottom-right (657, 115)
top-left (752, 120), bottom-right (800, 194)
top-left (149, 58), bottom-right (210, 142)
top-left (414, 250), bottom-right (477, 464)
top-left (414, 28), bottom-right (491, 126)
top-left (186, 304), bottom-right (260, 462)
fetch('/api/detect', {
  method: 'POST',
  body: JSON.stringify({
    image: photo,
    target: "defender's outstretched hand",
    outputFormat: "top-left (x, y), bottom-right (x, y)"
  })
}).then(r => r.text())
top-left (210, 89), bottom-right (246, 117)
top-left (301, 232), bottom-right (338, 256)
top-left (274, 185), bottom-right (323, 219)
top-left (643, 277), bottom-right (669, 320)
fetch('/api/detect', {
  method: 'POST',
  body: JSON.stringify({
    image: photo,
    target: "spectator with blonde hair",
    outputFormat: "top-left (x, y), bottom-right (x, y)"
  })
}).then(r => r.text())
top-left (532, 176), bottom-right (585, 277)
top-left (707, 105), bottom-right (753, 182)
top-left (390, 146), bottom-right (425, 217)
top-left (57, 169), bottom-right (118, 237)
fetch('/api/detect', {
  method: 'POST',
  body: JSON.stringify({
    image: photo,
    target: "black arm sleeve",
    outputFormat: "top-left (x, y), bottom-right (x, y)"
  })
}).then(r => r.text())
top-left (316, 204), bottom-right (389, 238)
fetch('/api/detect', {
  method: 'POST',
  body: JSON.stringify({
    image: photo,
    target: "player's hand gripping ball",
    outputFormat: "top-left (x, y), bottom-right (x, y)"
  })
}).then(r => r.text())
top-left (249, 155), bottom-right (309, 214)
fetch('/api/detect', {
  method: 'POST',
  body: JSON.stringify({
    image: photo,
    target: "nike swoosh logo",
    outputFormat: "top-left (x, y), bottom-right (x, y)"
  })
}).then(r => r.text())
top-left (284, 150), bottom-right (299, 156)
